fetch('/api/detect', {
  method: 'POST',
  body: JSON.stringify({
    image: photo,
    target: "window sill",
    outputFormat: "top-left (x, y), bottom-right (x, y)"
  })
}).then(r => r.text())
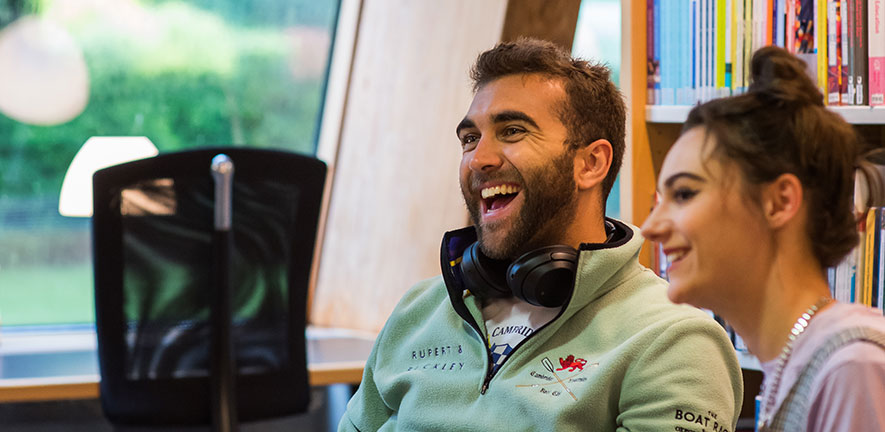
top-left (0, 325), bottom-right (376, 403)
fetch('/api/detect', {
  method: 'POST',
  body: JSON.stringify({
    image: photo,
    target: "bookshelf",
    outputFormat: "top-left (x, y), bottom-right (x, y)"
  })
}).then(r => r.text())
top-left (646, 105), bottom-right (885, 124)
top-left (623, 0), bottom-right (885, 263)
top-left (622, 0), bottom-right (884, 379)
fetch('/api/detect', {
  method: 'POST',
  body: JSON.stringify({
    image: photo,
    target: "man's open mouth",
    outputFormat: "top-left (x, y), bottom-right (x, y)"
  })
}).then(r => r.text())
top-left (481, 184), bottom-right (521, 214)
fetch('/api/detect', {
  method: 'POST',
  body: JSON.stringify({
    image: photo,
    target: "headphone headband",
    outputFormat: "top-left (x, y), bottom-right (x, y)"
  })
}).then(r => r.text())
top-left (461, 243), bottom-right (578, 307)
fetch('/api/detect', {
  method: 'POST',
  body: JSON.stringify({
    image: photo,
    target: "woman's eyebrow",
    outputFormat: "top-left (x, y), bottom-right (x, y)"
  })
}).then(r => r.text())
top-left (661, 172), bottom-right (706, 189)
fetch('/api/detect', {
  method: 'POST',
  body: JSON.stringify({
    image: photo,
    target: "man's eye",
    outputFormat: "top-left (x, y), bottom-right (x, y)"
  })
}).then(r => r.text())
top-left (460, 134), bottom-right (478, 150)
top-left (501, 127), bottom-right (524, 137)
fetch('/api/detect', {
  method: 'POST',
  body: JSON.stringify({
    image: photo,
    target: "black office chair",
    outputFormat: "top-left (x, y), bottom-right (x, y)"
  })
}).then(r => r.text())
top-left (92, 148), bottom-right (326, 429)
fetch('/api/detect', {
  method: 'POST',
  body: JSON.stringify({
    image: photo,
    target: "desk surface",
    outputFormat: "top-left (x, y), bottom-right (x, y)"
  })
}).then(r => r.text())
top-left (0, 326), bottom-right (375, 404)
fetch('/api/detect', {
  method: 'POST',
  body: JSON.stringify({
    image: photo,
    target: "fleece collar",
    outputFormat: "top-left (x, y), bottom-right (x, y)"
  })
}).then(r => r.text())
top-left (439, 218), bottom-right (644, 321)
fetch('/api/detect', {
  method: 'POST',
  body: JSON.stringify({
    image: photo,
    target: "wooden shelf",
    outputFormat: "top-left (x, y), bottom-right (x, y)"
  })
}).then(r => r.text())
top-left (647, 105), bottom-right (885, 124)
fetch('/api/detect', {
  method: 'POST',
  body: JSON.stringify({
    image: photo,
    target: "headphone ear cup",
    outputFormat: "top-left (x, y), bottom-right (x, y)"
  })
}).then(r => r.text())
top-left (460, 242), bottom-right (511, 299)
top-left (507, 246), bottom-right (578, 307)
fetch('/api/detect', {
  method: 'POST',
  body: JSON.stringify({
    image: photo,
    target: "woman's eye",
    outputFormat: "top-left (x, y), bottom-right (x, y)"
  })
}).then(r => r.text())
top-left (672, 187), bottom-right (698, 203)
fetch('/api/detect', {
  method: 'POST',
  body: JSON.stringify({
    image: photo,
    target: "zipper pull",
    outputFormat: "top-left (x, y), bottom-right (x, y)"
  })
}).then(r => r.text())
top-left (480, 376), bottom-right (491, 394)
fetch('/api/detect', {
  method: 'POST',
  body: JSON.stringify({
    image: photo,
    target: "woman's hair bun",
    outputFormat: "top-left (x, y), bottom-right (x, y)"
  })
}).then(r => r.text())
top-left (748, 46), bottom-right (823, 106)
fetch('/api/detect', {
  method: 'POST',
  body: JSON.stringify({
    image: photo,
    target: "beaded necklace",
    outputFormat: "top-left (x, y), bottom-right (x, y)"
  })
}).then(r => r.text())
top-left (757, 296), bottom-right (833, 431)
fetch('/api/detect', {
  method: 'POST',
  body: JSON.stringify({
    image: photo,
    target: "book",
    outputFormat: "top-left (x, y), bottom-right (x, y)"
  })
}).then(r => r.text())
top-left (855, 213), bottom-right (867, 303)
top-left (725, 0), bottom-right (735, 93)
top-left (795, 0), bottom-right (819, 86)
top-left (841, 0), bottom-right (851, 102)
top-left (734, 0), bottom-right (748, 93)
top-left (819, 0), bottom-right (831, 97)
top-left (648, 0), bottom-right (659, 104)
top-left (682, 0), bottom-right (702, 105)
top-left (847, 0), bottom-right (856, 104)
top-left (870, 207), bottom-right (885, 309)
top-left (855, 0), bottom-right (869, 104)
top-left (864, 207), bottom-right (882, 307)
top-left (828, 0), bottom-right (842, 104)
top-left (776, 0), bottom-right (788, 46)
top-left (661, 0), bottom-right (676, 105)
top-left (870, 0), bottom-right (885, 105)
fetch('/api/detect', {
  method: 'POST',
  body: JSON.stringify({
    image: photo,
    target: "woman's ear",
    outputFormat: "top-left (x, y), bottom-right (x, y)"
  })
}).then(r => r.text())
top-left (575, 139), bottom-right (613, 191)
top-left (762, 173), bottom-right (804, 228)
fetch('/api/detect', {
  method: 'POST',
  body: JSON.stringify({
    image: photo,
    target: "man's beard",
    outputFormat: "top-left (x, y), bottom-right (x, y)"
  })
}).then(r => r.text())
top-left (462, 150), bottom-right (578, 260)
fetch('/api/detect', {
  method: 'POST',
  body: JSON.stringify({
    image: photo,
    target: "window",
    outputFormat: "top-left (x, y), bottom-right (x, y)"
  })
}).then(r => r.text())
top-left (573, 0), bottom-right (622, 219)
top-left (0, 0), bottom-right (341, 327)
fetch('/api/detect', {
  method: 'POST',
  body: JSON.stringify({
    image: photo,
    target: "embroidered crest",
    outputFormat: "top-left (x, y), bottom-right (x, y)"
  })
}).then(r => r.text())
top-left (557, 354), bottom-right (587, 372)
top-left (515, 355), bottom-right (598, 401)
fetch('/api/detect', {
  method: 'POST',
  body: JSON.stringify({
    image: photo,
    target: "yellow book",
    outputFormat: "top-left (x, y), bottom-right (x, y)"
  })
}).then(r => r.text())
top-left (864, 208), bottom-right (877, 305)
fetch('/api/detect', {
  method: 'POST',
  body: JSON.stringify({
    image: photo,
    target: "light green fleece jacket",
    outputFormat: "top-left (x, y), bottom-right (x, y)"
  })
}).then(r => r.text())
top-left (339, 220), bottom-right (743, 431)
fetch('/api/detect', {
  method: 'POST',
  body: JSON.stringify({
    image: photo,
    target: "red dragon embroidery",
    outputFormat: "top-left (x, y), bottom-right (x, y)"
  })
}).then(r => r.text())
top-left (557, 355), bottom-right (587, 372)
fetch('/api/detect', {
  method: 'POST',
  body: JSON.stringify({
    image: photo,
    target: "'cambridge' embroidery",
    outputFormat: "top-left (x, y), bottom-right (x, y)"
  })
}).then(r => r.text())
top-left (516, 355), bottom-right (598, 401)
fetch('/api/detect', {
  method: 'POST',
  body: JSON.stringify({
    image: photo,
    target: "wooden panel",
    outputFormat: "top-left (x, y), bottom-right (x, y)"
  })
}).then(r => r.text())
top-left (311, 0), bottom-right (508, 332)
top-left (627, 0), bottom-right (654, 266)
top-left (0, 380), bottom-right (98, 403)
top-left (500, 0), bottom-right (582, 50)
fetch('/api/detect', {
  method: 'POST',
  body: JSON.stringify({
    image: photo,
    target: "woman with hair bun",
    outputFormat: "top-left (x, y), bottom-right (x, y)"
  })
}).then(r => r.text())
top-left (641, 45), bottom-right (885, 432)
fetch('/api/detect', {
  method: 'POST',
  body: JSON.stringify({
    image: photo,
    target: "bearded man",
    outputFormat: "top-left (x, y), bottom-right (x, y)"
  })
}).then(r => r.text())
top-left (339, 38), bottom-right (744, 431)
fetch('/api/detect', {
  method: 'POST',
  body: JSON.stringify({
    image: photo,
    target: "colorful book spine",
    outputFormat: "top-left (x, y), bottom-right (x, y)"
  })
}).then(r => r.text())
top-left (787, 0), bottom-right (797, 50)
top-left (819, 0), bottom-right (831, 98)
top-left (648, 0), bottom-right (658, 104)
top-left (870, 0), bottom-right (885, 105)
top-left (874, 207), bottom-right (883, 309)
top-left (776, 0), bottom-right (787, 46)
top-left (725, 0), bottom-right (735, 93)
top-left (735, 0), bottom-right (747, 93)
top-left (661, 0), bottom-right (675, 104)
top-left (864, 207), bottom-right (882, 306)
top-left (688, 0), bottom-right (696, 104)
top-left (795, 0), bottom-right (818, 85)
top-left (828, 0), bottom-right (842, 104)
top-left (855, 213), bottom-right (867, 304)
top-left (707, 0), bottom-right (715, 101)
top-left (855, 0), bottom-right (869, 104)
top-left (841, 0), bottom-right (851, 102)
top-left (879, 207), bottom-right (885, 311)
top-left (745, 0), bottom-right (754, 90)
top-left (847, 0), bottom-right (856, 104)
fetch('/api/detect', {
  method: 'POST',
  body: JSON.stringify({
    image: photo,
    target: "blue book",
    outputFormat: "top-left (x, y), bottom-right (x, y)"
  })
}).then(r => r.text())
top-left (661, 0), bottom-right (675, 104)
top-left (654, 0), bottom-right (662, 103)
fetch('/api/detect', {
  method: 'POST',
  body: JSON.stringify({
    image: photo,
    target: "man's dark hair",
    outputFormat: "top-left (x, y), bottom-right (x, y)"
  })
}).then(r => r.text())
top-left (470, 37), bottom-right (626, 202)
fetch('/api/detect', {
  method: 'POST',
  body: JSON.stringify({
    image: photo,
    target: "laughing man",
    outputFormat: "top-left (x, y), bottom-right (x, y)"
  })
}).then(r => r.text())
top-left (339, 38), bottom-right (743, 431)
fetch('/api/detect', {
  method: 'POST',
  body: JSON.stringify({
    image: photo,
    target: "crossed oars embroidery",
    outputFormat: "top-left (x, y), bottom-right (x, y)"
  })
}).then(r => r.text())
top-left (515, 356), bottom-right (598, 401)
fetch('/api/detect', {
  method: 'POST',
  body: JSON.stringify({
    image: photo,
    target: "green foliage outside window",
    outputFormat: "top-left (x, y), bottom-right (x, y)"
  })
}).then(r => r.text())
top-left (0, 0), bottom-right (339, 326)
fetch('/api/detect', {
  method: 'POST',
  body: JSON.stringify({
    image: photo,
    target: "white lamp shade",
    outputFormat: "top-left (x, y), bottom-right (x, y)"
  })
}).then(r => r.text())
top-left (59, 136), bottom-right (159, 217)
top-left (0, 16), bottom-right (90, 126)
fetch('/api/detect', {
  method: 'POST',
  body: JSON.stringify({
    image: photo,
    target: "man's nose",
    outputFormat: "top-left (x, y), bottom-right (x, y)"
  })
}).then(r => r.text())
top-left (467, 138), bottom-right (503, 173)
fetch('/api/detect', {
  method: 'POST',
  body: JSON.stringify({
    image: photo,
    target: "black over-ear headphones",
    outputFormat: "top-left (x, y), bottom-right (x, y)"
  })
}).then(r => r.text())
top-left (460, 242), bottom-right (578, 308)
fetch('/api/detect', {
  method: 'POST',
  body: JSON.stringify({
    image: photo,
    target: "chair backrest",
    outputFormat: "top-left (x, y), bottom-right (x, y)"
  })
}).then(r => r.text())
top-left (92, 148), bottom-right (326, 425)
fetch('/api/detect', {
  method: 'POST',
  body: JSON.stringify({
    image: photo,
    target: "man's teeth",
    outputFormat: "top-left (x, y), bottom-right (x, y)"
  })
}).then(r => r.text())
top-left (666, 250), bottom-right (687, 262)
top-left (481, 184), bottom-right (519, 199)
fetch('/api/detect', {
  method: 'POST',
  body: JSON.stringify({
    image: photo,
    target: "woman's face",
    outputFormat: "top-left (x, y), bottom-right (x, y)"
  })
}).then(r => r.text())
top-left (641, 127), bottom-right (772, 311)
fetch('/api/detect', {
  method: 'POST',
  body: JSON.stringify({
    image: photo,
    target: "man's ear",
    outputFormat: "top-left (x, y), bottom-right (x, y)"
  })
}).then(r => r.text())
top-left (761, 173), bottom-right (804, 228)
top-left (575, 139), bottom-right (612, 191)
